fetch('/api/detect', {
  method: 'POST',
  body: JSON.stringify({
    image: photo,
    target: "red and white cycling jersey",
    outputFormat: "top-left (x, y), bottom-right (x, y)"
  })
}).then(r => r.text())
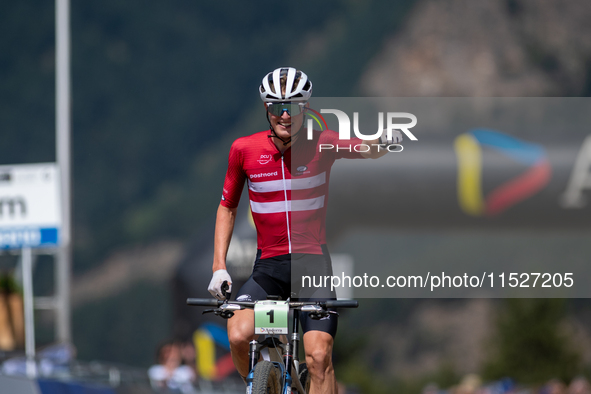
top-left (221, 129), bottom-right (364, 259)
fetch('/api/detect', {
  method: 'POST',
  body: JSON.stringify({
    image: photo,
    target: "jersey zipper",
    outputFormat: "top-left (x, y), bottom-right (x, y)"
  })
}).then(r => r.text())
top-left (280, 154), bottom-right (292, 253)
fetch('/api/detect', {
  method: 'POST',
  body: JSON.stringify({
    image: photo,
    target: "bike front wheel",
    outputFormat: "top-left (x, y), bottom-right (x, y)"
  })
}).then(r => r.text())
top-left (252, 360), bottom-right (282, 394)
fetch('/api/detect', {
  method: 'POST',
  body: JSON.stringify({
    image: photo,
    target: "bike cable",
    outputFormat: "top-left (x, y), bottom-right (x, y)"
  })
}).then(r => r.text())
top-left (270, 334), bottom-right (283, 361)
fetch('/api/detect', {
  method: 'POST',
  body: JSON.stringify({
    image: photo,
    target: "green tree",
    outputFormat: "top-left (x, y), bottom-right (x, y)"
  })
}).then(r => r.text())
top-left (483, 298), bottom-right (581, 384)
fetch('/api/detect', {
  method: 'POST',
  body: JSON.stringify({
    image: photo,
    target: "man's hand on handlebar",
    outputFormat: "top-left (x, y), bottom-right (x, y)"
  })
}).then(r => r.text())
top-left (208, 269), bottom-right (232, 300)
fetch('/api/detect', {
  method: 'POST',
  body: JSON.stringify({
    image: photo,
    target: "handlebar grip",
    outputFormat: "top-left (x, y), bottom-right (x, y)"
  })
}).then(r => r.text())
top-left (186, 298), bottom-right (222, 307)
top-left (325, 300), bottom-right (358, 309)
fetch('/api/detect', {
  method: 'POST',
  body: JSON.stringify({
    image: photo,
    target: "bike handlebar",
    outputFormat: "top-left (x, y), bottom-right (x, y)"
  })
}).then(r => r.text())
top-left (325, 300), bottom-right (358, 308)
top-left (186, 298), bottom-right (222, 307)
top-left (186, 298), bottom-right (358, 309)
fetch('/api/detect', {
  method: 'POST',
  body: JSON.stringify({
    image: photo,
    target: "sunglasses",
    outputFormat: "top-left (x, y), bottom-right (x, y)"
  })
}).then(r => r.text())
top-left (266, 102), bottom-right (307, 117)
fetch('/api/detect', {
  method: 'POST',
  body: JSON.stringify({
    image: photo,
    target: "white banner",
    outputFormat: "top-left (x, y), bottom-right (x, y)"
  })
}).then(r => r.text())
top-left (0, 163), bottom-right (61, 248)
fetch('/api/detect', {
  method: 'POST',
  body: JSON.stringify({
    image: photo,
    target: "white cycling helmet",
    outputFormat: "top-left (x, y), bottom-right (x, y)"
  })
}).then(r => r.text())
top-left (259, 67), bottom-right (312, 103)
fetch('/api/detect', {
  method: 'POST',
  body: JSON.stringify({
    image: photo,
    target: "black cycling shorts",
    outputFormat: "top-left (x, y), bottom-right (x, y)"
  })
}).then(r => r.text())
top-left (234, 245), bottom-right (338, 338)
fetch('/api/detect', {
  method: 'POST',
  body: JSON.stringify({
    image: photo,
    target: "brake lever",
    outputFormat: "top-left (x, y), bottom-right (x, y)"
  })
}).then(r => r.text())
top-left (221, 281), bottom-right (231, 301)
top-left (217, 310), bottom-right (235, 319)
top-left (202, 307), bottom-right (235, 319)
top-left (309, 310), bottom-right (339, 320)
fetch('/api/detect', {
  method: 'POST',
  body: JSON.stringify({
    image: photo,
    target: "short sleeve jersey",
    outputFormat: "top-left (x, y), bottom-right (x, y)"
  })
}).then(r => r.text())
top-left (221, 129), bottom-right (364, 259)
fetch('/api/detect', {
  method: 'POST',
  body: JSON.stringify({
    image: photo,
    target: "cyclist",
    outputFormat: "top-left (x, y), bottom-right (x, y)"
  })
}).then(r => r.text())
top-left (208, 67), bottom-right (400, 394)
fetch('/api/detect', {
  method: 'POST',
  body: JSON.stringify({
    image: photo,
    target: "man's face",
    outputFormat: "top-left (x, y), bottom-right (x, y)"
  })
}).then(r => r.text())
top-left (266, 102), bottom-right (307, 141)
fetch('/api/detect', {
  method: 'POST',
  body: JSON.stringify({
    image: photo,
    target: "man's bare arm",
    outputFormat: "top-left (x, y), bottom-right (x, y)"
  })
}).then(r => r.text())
top-left (212, 204), bottom-right (238, 272)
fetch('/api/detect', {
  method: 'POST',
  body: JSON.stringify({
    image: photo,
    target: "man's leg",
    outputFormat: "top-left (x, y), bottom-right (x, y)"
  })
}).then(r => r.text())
top-left (226, 309), bottom-right (255, 379)
top-left (303, 330), bottom-right (337, 394)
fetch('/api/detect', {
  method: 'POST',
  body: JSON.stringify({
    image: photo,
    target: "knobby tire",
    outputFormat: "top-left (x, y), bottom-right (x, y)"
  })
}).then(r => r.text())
top-left (252, 360), bottom-right (282, 394)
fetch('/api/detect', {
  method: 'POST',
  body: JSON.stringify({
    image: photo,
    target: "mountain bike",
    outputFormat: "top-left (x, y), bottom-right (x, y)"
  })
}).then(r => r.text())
top-left (187, 294), bottom-right (357, 394)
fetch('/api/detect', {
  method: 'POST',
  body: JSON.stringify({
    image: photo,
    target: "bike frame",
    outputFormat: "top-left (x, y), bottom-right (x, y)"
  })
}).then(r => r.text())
top-left (246, 307), bottom-right (303, 394)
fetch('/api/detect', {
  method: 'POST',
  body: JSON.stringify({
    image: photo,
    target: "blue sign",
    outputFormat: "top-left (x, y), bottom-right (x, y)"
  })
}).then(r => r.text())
top-left (0, 227), bottom-right (59, 249)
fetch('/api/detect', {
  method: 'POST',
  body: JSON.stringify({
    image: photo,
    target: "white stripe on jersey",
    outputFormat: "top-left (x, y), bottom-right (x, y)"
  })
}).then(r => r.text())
top-left (250, 196), bottom-right (325, 214)
top-left (292, 195), bottom-right (325, 211)
top-left (292, 172), bottom-right (326, 190)
top-left (248, 172), bottom-right (326, 193)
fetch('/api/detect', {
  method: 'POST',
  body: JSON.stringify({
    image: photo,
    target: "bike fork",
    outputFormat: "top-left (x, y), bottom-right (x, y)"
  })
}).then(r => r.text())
top-left (283, 310), bottom-right (302, 393)
top-left (246, 339), bottom-right (259, 391)
top-left (290, 309), bottom-right (301, 374)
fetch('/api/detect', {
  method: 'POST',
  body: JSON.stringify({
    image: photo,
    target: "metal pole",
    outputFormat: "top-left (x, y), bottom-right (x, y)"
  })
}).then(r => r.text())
top-left (56, 0), bottom-right (71, 344)
top-left (22, 247), bottom-right (37, 378)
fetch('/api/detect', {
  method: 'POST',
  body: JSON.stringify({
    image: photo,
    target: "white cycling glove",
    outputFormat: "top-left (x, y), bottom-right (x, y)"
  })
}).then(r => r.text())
top-left (208, 269), bottom-right (232, 300)
top-left (379, 129), bottom-right (403, 146)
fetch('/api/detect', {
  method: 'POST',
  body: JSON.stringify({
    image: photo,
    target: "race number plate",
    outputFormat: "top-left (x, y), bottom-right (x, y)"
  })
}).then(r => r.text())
top-left (254, 300), bottom-right (289, 335)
